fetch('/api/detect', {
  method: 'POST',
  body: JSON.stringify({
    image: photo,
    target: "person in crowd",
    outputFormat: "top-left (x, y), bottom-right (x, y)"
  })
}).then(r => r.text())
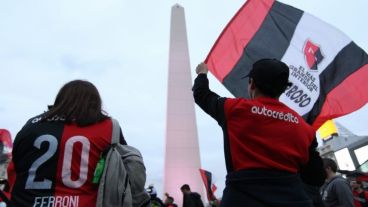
top-left (192, 59), bottom-right (326, 206)
top-left (147, 184), bottom-right (165, 207)
top-left (9, 80), bottom-right (127, 207)
top-left (164, 193), bottom-right (178, 207)
top-left (320, 158), bottom-right (354, 207)
top-left (180, 184), bottom-right (204, 207)
top-left (351, 180), bottom-right (368, 207)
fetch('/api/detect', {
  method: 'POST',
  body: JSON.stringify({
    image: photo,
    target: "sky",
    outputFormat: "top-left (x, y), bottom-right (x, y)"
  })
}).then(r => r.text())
top-left (1, 0), bottom-right (368, 199)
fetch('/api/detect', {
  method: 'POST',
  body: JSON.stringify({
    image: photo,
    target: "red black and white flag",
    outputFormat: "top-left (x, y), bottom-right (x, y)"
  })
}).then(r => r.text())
top-left (205, 0), bottom-right (368, 129)
top-left (199, 169), bottom-right (217, 202)
top-left (0, 129), bottom-right (12, 163)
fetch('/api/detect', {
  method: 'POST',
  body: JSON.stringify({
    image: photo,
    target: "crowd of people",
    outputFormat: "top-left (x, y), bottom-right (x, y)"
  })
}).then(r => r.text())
top-left (0, 59), bottom-right (366, 207)
top-left (145, 184), bottom-right (206, 207)
top-left (320, 158), bottom-right (368, 207)
top-left (142, 163), bottom-right (368, 207)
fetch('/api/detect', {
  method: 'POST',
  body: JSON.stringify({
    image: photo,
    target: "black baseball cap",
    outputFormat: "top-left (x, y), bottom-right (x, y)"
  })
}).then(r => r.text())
top-left (245, 58), bottom-right (292, 96)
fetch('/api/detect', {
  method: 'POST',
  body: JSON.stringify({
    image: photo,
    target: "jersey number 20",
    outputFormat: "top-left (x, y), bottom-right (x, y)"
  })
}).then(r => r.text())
top-left (25, 134), bottom-right (90, 190)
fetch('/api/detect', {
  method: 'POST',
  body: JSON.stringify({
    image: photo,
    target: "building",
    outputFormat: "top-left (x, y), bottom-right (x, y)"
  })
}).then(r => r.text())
top-left (318, 122), bottom-right (368, 171)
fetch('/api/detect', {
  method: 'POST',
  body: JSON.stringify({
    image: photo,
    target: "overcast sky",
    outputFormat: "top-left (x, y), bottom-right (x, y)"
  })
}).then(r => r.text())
top-left (1, 0), bottom-right (367, 198)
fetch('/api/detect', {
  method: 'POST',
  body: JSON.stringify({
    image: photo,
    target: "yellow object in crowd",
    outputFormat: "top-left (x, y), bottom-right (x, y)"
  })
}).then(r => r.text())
top-left (319, 120), bottom-right (338, 140)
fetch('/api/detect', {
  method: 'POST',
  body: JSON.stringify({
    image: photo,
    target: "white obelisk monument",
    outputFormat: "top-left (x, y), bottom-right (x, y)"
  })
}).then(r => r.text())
top-left (163, 4), bottom-right (205, 206)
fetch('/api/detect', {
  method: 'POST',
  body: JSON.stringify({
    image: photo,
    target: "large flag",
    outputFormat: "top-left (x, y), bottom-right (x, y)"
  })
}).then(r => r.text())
top-left (205, 0), bottom-right (368, 129)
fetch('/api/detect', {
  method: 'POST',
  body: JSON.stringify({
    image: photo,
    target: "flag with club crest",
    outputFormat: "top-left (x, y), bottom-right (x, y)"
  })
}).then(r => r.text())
top-left (205, 0), bottom-right (368, 129)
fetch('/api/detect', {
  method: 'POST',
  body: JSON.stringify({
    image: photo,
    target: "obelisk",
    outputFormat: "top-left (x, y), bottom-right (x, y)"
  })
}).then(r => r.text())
top-left (163, 4), bottom-right (204, 206)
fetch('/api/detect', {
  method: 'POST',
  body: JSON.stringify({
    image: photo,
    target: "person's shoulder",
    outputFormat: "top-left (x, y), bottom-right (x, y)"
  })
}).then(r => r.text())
top-left (297, 117), bottom-right (315, 135)
top-left (330, 175), bottom-right (349, 186)
top-left (13, 113), bottom-right (48, 144)
top-left (78, 117), bottom-right (112, 129)
top-left (333, 175), bottom-right (346, 181)
top-left (26, 113), bottom-right (45, 124)
top-left (18, 113), bottom-right (48, 131)
top-left (225, 97), bottom-right (247, 103)
top-left (190, 192), bottom-right (201, 198)
top-left (224, 97), bottom-right (250, 110)
top-left (94, 117), bottom-right (112, 126)
top-left (281, 103), bottom-right (315, 132)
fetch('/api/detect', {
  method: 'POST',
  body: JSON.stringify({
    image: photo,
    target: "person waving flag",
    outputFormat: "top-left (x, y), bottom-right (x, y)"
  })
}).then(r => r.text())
top-left (205, 0), bottom-right (368, 129)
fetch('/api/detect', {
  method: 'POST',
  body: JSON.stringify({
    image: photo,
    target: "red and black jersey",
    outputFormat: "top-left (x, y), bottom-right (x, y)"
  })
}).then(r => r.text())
top-left (224, 97), bottom-right (314, 173)
top-left (10, 115), bottom-right (126, 207)
top-left (193, 74), bottom-right (325, 186)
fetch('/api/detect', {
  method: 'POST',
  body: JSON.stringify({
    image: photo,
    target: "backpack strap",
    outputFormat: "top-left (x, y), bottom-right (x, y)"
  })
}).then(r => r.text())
top-left (111, 118), bottom-right (120, 144)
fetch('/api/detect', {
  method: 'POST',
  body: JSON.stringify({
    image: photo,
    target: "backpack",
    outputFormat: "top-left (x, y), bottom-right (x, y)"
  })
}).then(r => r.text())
top-left (96, 119), bottom-right (150, 207)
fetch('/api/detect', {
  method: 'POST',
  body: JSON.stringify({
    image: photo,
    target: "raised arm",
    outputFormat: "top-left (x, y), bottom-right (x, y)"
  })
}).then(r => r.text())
top-left (192, 63), bottom-right (226, 126)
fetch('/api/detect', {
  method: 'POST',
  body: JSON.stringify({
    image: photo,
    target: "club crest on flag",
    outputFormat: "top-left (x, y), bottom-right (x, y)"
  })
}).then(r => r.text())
top-left (304, 39), bottom-right (324, 70)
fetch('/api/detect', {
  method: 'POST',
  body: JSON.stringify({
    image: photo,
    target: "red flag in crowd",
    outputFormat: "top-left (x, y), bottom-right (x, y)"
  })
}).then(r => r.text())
top-left (205, 0), bottom-right (368, 129)
top-left (199, 169), bottom-right (217, 202)
top-left (0, 129), bottom-right (12, 162)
